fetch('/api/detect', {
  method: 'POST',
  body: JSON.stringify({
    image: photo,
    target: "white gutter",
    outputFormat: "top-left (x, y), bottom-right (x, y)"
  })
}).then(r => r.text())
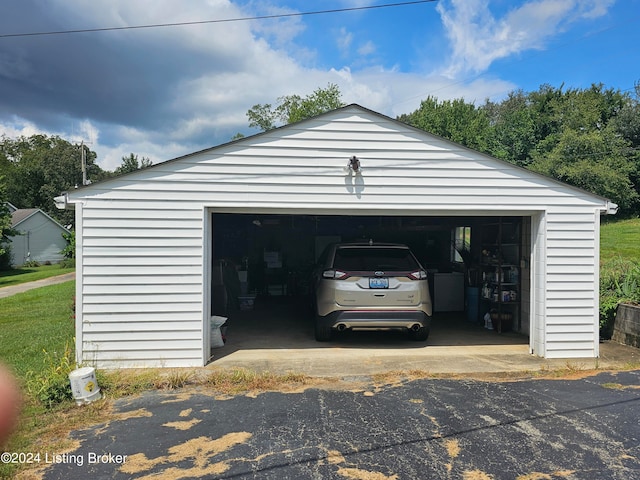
top-left (54, 193), bottom-right (71, 210)
top-left (604, 201), bottom-right (619, 215)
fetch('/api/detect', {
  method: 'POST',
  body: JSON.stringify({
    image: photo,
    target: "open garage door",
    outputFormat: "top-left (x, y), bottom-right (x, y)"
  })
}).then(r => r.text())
top-left (206, 212), bottom-right (532, 357)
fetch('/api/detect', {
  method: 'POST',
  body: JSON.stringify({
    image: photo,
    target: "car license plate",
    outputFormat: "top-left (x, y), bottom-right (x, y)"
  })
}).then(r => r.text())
top-left (369, 277), bottom-right (389, 289)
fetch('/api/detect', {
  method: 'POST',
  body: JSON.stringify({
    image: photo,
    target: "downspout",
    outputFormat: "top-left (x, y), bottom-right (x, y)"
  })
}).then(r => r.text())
top-left (594, 210), bottom-right (602, 358)
top-left (55, 192), bottom-right (83, 364)
top-left (74, 202), bottom-right (83, 365)
top-left (594, 200), bottom-right (618, 358)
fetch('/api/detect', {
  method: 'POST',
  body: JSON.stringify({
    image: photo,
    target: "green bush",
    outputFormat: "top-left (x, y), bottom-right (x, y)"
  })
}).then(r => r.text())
top-left (61, 230), bottom-right (75, 259)
top-left (25, 343), bottom-right (77, 408)
top-left (22, 260), bottom-right (41, 268)
top-left (600, 257), bottom-right (640, 337)
top-left (0, 242), bottom-right (12, 271)
top-left (59, 257), bottom-right (75, 269)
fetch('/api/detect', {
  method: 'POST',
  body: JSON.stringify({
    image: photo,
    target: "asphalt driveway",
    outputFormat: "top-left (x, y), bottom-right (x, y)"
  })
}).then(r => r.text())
top-left (42, 370), bottom-right (640, 479)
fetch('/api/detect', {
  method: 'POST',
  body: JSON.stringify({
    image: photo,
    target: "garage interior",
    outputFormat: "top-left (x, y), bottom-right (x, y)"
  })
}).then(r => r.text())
top-left (210, 213), bottom-right (531, 356)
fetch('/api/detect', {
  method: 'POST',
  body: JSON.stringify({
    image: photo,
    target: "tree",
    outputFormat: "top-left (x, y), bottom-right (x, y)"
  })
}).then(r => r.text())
top-left (115, 153), bottom-right (153, 175)
top-left (612, 82), bottom-right (640, 146)
top-left (247, 83), bottom-right (344, 131)
top-left (402, 82), bottom-right (640, 216)
top-left (0, 175), bottom-right (16, 269)
top-left (0, 134), bottom-right (106, 227)
top-left (529, 126), bottom-right (638, 212)
top-left (482, 90), bottom-right (538, 166)
top-left (522, 84), bottom-right (638, 214)
top-left (397, 96), bottom-right (491, 153)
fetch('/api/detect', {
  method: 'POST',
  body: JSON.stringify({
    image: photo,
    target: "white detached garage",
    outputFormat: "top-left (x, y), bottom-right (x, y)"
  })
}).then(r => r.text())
top-left (56, 104), bottom-right (617, 368)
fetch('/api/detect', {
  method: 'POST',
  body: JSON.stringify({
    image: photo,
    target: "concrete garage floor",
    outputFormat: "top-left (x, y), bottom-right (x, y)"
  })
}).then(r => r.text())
top-left (208, 296), bottom-right (640, 376)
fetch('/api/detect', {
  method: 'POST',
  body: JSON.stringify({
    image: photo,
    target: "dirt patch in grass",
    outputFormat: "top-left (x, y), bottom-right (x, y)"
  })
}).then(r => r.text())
top-left (368, 366), bottom-right (612, 386)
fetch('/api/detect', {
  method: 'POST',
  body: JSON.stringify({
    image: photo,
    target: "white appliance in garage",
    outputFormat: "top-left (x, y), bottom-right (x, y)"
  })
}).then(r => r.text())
top-left (433, 272), bottom-right (465, 312)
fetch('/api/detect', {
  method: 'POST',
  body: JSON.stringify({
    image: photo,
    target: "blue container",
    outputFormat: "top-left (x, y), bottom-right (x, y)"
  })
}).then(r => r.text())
top-left (466, 287), bottom-right (480, 323)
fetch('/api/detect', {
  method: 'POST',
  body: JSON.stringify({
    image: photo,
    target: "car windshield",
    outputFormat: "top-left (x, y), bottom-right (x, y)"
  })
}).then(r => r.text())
top-left (333, 247), bottom-right (419, 272)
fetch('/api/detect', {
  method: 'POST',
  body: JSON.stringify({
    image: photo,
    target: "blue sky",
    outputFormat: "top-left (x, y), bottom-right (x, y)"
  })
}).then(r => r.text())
top-left (0, 0), bottom-right (638, 171)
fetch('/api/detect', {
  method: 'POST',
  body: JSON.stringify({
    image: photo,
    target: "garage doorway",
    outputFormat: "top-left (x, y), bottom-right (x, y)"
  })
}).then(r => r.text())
top-left (206, 211), bottom-right (531, 356)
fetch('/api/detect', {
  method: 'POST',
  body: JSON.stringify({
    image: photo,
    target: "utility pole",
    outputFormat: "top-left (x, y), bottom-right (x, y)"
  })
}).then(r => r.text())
top-left (73, 122), bottom-right (93, 187)
top-left (80, 141), bottom-right (88, 186)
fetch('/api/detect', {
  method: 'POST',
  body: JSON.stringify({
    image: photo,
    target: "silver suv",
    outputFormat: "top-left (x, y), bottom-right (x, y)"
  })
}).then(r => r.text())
top-left (312, 242), bottom-right (432, 342)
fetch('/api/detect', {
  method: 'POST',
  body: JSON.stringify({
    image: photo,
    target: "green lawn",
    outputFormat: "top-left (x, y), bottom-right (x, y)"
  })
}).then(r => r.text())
top-left (0, 264), bottom-right (75, 288)
top-left (0, 281), bottom-right (75, 377)
top-left (0, 280), bottom-right (84, 479)
top-left (601, 217), bottom-right (640, 263)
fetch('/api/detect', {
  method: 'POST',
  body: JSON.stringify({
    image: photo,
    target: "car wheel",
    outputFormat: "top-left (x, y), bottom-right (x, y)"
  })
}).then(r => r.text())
top-left (314, 322), bottom-right (332, 342)
top-left (409, 326), bottom-right (429, 341)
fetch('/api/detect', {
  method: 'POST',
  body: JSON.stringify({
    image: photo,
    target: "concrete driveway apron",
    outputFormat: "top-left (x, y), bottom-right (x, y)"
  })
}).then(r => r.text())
top-left (43, 370), bottom-right (640, 480)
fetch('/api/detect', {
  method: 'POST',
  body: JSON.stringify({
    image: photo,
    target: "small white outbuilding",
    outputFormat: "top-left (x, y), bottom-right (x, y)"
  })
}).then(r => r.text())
top-left (56, 105), bottom-right (617, 368)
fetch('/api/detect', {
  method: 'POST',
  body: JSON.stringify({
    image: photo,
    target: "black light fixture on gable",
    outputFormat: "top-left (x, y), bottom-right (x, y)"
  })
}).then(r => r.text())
top-left (347, 155), bottom-right (361, 173)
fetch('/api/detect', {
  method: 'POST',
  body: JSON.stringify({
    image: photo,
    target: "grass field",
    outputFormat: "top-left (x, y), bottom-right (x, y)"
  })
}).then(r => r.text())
top-left (0, 281), bottom-right (77, 478)
top-left (0, 281), bottom-right (75, 377)
top-left (0, 264), bottom-right (75, 288)
top-left (600, 217), bottom-right (640, 263)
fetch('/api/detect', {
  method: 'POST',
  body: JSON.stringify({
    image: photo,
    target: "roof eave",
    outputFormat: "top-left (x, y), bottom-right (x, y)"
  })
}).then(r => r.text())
top-left (603, 201), bottom-right (619, 215)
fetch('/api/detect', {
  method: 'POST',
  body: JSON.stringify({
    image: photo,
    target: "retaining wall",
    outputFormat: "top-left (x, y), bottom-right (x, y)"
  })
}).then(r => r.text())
top-left (613, 303), bottom-right (640, 348)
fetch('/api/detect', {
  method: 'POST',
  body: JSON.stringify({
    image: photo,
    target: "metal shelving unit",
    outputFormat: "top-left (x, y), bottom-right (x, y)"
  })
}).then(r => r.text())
top-left (479, 217), bottom-right (521, 333)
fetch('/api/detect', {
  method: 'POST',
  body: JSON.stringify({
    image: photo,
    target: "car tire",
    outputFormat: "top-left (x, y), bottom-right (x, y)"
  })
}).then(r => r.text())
top-left (409, 326), bottom-right (429, 341)
top-left (314, 321), bottom-right (332, 342)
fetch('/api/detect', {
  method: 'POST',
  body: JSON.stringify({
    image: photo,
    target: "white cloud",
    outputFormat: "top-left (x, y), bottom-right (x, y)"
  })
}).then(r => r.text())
top-left (0, 116), bottom-right (98, 149)
top-left (97, 139), bottom-right (189, 172)
top-left (54, 0), bottom-right (255, 56)
top-left (0, 117), bottom-right (41, 139)
top-left (436, 0), bottom-right (615, 77)
top-left (336, 27), bottom-right (354, 54)
top-left (331, 66), bottom-right (516, 118)
top-left (70, 120), bottom-right (100, 146)
top-left (1, 0), bottom-right (612, 173)
top-left (245, 1), bottom-right (306, 48)
top-left (357, 40), bottom-right (376, 56)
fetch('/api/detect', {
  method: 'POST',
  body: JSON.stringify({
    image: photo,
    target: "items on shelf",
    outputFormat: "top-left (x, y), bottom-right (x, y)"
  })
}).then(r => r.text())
top-left (481, 266), bottom-right (519, 302)
top-left (479, 217), bottom-right (522, 333)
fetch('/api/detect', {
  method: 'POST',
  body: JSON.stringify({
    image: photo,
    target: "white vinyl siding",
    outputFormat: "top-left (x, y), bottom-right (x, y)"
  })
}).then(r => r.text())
top-left (67, 105), bottom-right (610, 367)
top-left (78, 203), bottom-right (204, 367)
top-left (544, 213), bottom-right (599, 358)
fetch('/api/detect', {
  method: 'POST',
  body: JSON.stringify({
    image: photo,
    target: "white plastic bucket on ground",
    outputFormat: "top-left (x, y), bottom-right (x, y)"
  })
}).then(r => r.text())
top-left (69, 367), bottom-right (101, 405)
top-left (211, 315), bottom-right (227, 348)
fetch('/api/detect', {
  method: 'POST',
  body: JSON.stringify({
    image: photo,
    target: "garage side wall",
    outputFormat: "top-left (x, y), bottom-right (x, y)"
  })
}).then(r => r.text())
top-left (544, 211), bottom-right (601, 358)
top-left (78, 202), bottom-right (205, 367)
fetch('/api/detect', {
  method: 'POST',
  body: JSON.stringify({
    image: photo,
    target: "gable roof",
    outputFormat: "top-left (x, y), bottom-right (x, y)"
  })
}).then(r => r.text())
top-left (60, 103), bottom-right (617, 213)
top-left (11, 208), bottom-right (39, 227)
top-left (11, 208), bottom-right (69, 232)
